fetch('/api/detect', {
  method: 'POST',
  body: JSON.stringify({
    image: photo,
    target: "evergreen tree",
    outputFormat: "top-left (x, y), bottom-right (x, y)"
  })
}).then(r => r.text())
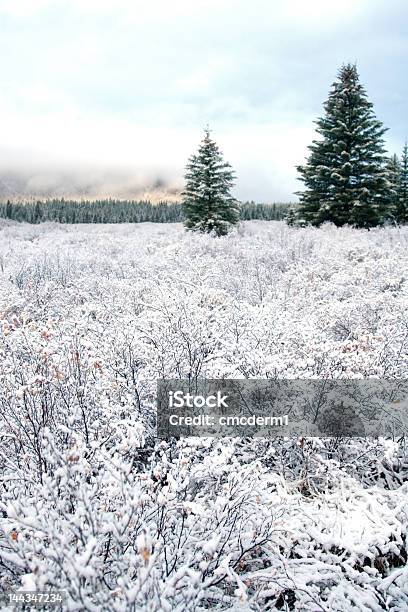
top-left (33, 201), bottom-right (43, 223)
top-left (5, 199), bottom-right (13, 219)
top-left (396, 142), bottom-right (408, 224)
top-left (385, 154), bottom-right (401, 222)
top-left (182, 128), bottom-right (240, 236)
top-left (285, 206), bottom-right (297, 226)
top-left (297, 64), bottom-right (389, 228)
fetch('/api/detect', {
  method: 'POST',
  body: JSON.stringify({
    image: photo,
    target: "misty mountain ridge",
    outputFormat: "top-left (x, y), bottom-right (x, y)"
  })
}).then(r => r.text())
top-left (0, 169), bottom-right (181, 203)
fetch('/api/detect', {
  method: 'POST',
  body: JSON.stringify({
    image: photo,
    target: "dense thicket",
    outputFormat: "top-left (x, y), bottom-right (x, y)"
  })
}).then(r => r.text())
top-left (0, 198), bottom-right (291, 224)
top-left (1, 222), bottom-right (408, 610)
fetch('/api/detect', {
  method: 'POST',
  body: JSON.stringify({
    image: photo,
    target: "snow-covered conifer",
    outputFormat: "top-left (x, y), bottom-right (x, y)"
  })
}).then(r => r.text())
top-left (396, 142), bottom-right (408, 224)
top-left (182, 128), bottom-right (240, 236)
top-left (297, 64), bottom-right (390, 228)
top-left (385, 154), bottom-right (402, 222)
top-left (285, 205), bottom-right (297, 226)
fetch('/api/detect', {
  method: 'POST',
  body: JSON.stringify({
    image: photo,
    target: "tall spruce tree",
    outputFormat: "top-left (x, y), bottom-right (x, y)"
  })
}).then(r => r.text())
top-left (182, 128), bottom-right (240, 236)
top-left (297, 64), bottom-right (390, 228)
top-left (396, 142), bottom-right (408, 224)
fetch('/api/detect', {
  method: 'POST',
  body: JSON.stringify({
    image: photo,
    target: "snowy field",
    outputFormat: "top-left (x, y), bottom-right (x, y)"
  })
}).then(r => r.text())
top-left (0, 220), bottom-right (408, 610)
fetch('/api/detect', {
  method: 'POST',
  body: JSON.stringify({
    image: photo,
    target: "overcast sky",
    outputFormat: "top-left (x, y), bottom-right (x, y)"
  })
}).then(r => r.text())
top-left (0, 0), bottom-right (407, 201)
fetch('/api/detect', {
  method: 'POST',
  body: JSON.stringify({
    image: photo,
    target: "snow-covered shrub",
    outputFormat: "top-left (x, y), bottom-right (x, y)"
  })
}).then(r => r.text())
top-left (0, 220), bottom-right (407, 609)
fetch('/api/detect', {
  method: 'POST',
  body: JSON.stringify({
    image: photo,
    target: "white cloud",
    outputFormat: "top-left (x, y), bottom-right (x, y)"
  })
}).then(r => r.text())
top-left (0, 0), bottom-right (51, 16)
top-left (280, 0), bottom-right (368, 24)
top-left (0, 0), bottom-right (406, 199)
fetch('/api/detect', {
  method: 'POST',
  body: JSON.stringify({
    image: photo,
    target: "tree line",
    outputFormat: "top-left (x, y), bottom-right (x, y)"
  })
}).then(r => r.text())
top-left (0, 197), bottom-right (290, 224)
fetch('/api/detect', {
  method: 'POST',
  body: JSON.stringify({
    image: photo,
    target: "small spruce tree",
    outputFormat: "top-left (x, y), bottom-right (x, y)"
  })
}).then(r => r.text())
top-left (385, 154), bottom-right (402, 222)
top-left (396, 142), bottom-right (408, 224)
top-left (285, 206), bottom-right (297, 227)
top-left (5, 199), bottom-right (13, 219)
top-left (182, 128), bottom-right (240, 236)
top-left (33, 201), bottom-right (43, 223)
top-left (297, 64), bottom-right (390, 228)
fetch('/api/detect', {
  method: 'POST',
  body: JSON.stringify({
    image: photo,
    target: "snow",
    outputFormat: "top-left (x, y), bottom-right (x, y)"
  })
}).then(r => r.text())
top-left (0, 219), bottom-right (407, 610)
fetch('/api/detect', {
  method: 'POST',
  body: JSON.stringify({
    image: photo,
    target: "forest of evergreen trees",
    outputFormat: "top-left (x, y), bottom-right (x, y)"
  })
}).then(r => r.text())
top-left (0, 198), bottom-right (291, 224)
